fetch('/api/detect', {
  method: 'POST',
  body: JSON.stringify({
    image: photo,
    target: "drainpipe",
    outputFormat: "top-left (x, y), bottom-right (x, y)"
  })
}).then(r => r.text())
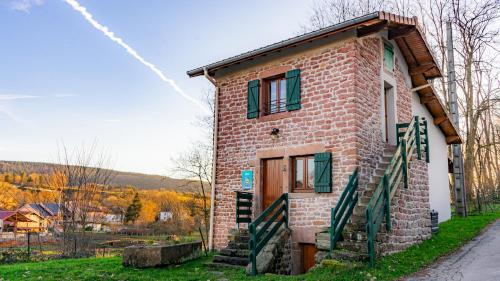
top-left (204, 67), bottom-right (218, 251)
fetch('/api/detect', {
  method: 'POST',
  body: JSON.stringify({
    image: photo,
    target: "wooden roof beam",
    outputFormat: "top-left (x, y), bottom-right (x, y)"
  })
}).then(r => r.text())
top-left (434, 116), bottom-right (448, 126)
top-left (357, 21), bottom-right (387, 37)
top-left (446, 135), bottom-right (461, 144)
top-left (409, 63), bottom-right (435, 76)
top-left (388, 26), bottom-right (415, 40)
top-left (420, 95), bottom-right (437, 104)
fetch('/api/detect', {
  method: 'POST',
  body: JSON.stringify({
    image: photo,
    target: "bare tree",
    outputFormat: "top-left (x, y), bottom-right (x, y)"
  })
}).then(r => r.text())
top-left (171, 89), bottom-right (214, 247)
top-left (54, 141), bottom-right (115, 257)
top-left (303, 0), bottom-right (500, 212)
top-left (451, 0), bottom-right (500, 209)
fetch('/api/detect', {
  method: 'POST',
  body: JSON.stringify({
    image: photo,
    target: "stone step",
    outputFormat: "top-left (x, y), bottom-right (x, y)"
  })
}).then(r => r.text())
top-left (330, 249), bottom-right (369, 262)
top-left (230, 235), bottom-right (250, 244)
top-left (384, 145), bottom-right (397, 153)
top-left (212, 255), bottom-right (248, 266)
top-left (204, 262), bottom-right (245, 269)
top-left (220, 248), bottom-right (250, 258)
top-left (359, 196), bottom-right (371, 205)
top-left (229, 228), bottom-right (249, 236)
top-left (342, 230), bottom-right (367, 241)
top-left (336, 240), bottom-right (367, 253)
top-left (227, 241), bottom-right (249, 250)
top-left (315, 231), bottom-right (330, 251)
top-left (370, 174), bottom-right (383, 184)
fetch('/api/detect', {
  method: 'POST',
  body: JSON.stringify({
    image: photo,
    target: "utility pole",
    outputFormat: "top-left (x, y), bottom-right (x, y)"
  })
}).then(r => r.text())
top-left (446, 21), bottom-right (467, 217)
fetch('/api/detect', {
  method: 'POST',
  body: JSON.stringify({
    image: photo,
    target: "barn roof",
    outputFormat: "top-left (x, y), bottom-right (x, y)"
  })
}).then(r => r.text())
top-left (187, 11), bottom-right (461, 144)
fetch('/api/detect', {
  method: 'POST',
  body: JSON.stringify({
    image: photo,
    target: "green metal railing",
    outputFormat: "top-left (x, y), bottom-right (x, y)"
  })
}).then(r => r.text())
top-left (330, 168), bottom-right (359, 257)
top-left (248, 193), bottom-right (288, 276)
top-left (236, 191), bottom-right (253, 227)
top-left (366, 116), bottom-right (429, 266)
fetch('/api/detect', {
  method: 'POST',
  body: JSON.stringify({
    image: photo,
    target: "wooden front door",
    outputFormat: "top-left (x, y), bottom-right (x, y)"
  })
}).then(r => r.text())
top-left (262, 158), bottom-right (283, 211)
top-left (301, 243), bottom-right (317, 273)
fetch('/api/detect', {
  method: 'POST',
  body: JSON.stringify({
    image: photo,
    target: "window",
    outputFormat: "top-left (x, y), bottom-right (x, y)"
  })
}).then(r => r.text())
top-left (383, 42), bottom-right (394, 72)
top-left (263, 75), bottom-right (287, 115)
top-left (292, 155), bottom-right (315, 192)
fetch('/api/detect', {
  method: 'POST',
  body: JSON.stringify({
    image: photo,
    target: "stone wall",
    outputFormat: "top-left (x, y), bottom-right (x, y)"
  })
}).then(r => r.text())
top-left (353, 35), bottom-right (431, 254)
top-left (212, 32), bottom-right (432, 256)
top-left (213, 37), bottom-right (361, 249)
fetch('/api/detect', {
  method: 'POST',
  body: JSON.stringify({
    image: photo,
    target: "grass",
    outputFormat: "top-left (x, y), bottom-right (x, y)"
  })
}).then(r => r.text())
top-left (0, 211), bottom-right (498, 281)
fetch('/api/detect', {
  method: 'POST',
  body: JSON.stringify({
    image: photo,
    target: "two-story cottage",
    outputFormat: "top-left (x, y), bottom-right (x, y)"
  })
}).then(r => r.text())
top-left (188, 11), bottom-right (460, 275)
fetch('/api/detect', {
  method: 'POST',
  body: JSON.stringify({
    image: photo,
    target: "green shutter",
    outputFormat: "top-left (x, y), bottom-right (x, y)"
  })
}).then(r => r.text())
top-left (286, 69), bottom-right (301, 111)
top-left (247, 79), bottom-right (260, 119)
top-left (314, 152), bottom-right (332, 193)
top-left (384, 42), bottom-right (394, 72)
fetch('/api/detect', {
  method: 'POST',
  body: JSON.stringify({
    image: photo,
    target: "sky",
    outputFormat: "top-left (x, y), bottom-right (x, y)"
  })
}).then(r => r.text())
top-left (0, 0), bottom-right (316, 175)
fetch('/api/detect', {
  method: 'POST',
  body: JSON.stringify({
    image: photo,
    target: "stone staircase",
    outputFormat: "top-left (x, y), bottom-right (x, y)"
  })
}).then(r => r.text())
top-left (208, 229), bottom-right (250, 268)
top-left (316, 145), bottom-right (397, 262)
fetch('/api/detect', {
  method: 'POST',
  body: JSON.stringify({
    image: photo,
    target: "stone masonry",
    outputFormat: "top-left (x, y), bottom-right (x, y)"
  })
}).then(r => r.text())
top-left (212, 31), bottom-right (432, 261)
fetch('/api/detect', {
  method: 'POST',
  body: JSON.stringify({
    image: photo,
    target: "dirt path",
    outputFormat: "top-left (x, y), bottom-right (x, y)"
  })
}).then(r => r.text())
top-left (405, 220), bottom-right (500, 281)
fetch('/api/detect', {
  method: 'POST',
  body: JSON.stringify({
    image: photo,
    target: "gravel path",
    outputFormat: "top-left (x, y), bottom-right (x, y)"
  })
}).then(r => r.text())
top-left (405, 220), bottom-right (500, 281)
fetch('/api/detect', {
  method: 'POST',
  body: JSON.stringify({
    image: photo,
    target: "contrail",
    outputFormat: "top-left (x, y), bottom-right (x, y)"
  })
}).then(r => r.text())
top-left (63, 0), bottom-right (210, 114)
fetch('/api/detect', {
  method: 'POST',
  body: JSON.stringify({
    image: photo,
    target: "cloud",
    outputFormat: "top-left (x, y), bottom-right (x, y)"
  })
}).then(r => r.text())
top-left (63, 0), bottom-right (210, 114)
top-left (0, 94), bottom-right (39, 100)
top-left (104, 119), bottom-right (121, 123)
top-left (9, 0), bottom-right (44, 13)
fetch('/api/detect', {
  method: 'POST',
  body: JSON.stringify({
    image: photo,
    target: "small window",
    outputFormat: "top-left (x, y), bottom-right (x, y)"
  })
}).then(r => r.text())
top-left (292, 155), bottom-right (315, 192)
top-left (383, 42), bottom-right (394, 72)
top-left (263, 75), bottom-right (287, 115)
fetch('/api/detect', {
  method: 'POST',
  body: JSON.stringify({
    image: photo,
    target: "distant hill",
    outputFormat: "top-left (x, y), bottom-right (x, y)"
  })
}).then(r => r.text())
top-left (0, 160), bottom-right (201, 192)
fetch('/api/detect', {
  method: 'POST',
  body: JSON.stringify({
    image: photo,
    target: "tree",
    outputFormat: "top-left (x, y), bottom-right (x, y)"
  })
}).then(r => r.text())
top-left (125, 192), bottom-right (142, 224)
top-left (171, 89), bottom-right (214, 248)
top-left (56, 141), bottom-right (115, 257)
top-left (302, 0), bottom-right (500, 212)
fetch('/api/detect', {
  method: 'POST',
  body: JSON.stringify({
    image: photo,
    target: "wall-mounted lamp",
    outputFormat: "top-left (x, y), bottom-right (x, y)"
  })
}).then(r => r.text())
top-left (270, 128), bottom-right (280, 140)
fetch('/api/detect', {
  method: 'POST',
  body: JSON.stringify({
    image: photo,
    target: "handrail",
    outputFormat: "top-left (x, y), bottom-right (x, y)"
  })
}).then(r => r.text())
top-left (330, 168), bottom-right (359, 257)
top-left (248, 193), bottom-right (288, 276)
top-left (366, 116), bottom-right (428, 266)
top-left (236, 191), bottom-right (253, 228)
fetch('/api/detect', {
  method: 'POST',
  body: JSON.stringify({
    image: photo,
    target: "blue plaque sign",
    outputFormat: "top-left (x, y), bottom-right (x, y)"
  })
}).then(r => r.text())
top-left (241, 170), bottom-right (253, 190)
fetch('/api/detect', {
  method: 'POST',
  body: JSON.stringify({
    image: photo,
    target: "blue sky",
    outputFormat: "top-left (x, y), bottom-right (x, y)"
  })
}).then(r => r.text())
top-left (0, 0), bottom-right (315, 175)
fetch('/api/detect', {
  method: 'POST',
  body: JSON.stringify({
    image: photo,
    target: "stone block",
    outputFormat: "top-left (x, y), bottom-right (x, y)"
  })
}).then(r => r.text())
top-left (123, 241), bottom-right (202, 268)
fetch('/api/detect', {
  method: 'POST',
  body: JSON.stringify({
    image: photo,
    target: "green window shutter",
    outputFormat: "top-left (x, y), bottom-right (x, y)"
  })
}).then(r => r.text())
top-left (314, 152), bottom-right (332, 193)
top-left (384, 42), bottom-right (394, 72)
top-left (247, 79), bottom-right (260, 119)
top-left (286, 69), bottom-right (301, 111)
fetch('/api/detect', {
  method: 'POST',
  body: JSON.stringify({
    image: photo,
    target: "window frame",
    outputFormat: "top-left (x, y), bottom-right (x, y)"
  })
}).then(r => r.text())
top-left (262, 74), bottom-right (287, 116)
top-left (383, 41), bottom-right (394, 73)
top-left (291, 155), bottom-right (315, 193)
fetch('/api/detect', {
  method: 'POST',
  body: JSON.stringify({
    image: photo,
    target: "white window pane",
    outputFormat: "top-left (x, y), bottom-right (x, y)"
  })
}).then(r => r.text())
top-left (295, 159), bottom-right (304, 189)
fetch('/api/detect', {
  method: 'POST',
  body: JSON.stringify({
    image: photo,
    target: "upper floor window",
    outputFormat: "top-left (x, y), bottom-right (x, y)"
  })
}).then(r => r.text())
top-left (292, 155), bottom-right (315, 192)
top-left (263, 76), bottom-right (287, 115)
top-left (384, 42), bottom-right (394, 72)
top-left (247, 69), bottom-right (301, 119)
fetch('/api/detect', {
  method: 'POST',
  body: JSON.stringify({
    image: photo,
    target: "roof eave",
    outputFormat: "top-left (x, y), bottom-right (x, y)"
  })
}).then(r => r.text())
top-left (186, 12), bottom-right (381, 78)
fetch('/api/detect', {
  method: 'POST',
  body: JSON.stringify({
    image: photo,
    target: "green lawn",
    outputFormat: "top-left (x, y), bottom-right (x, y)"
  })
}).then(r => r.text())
top-left (0, 211), bottom-right (498, 281)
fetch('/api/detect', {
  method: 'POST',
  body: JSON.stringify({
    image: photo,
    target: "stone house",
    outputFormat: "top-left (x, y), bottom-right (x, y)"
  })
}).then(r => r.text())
top-left (187, 11), bottom-right (460, 274)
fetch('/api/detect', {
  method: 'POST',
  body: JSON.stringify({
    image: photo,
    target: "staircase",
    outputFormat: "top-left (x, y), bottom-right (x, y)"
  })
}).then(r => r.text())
top-left (315, 146), bottom-right (396, 261)
top-left (209, 229), bottom-right (250, 268)
top-left (317, 116), bottom-right (429, 265)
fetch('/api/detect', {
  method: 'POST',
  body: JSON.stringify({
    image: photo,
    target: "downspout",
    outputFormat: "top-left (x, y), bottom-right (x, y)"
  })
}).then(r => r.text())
top-left (204, 67), bottom-right (218, 251)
